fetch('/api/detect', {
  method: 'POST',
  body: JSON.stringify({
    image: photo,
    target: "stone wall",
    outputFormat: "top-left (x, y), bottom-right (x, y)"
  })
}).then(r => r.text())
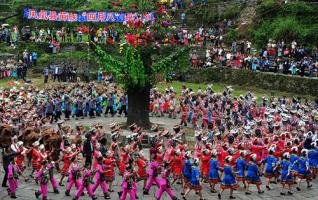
top-left (180, 67), bottom-right (318, 96)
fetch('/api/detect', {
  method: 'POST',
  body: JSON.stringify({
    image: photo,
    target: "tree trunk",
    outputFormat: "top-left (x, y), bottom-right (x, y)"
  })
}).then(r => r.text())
top-left (127, 85), bottom-right (151, 129)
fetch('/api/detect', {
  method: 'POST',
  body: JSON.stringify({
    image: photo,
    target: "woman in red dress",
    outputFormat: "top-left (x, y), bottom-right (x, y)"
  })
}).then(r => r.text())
top-left (59, 147), bottom-right (77, 186)
top-left (104, 151), bottom-right (115, 192)
top-left (136, 152), bottom-right (148, 190)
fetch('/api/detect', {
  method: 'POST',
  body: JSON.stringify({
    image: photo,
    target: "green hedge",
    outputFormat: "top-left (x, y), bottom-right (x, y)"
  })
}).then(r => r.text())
top-left (181, 68), bottom-right (318, 96)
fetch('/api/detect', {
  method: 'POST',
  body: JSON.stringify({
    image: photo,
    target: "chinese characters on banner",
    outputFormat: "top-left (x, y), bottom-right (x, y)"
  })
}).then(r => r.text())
top-left (23, 8), bottom-right (155, 23)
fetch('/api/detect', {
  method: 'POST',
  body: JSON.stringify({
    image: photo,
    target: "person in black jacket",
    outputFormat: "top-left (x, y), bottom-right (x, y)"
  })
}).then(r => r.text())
top-left (2, 146), bottom-right (20, 187)
top-left (83, 133), bottom-right (94, 168)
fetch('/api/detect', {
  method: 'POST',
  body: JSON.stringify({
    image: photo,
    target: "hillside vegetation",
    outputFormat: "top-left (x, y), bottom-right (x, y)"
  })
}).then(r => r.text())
top-left (1, 0), bottom-right (318, 52)
top-left (250, 0), bottom-right (318, 48)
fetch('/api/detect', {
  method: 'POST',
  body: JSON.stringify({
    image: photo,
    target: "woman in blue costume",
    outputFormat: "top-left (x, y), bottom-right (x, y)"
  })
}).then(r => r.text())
top-left (294, 149), bottom-right (312, 191)
top-left (182, 158), bottom-right (205, 200)
top-left (279, 152), bottom-right (294, 195)
top-left (246, 154), bottom-right (264, 195)
top-left (208, 150), bottom-right (221, 193)
top-left (308, 142), bottom-right (318, 179)
top-left (290, 146), bottom-right (300, 183)
top-left (112, 92), bottom-right (117, 115)
top-left (218, 156), bottom-right (239, 199)
top-left (181, 152), bottom-right (192, 195)
top-left (262, 147), bottom-right (278, 190)
top-left (235, 150), bottom-right (247, 188)
top-left (95, 93), bottom-right (103, 117)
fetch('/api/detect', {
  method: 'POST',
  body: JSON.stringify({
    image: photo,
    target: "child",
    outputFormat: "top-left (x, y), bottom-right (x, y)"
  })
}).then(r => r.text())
top-left (119, 165), bottom-right (137, 200)
top-left (155, 161), bottom-right (178, 200)
top-left (7, 160), bottom-right (19, 198)
top-left (136, 152), bottom-right (148, 190)
top-left (73, 163), bottom-right (97, 200)
top-left (91, 156), bottom-right (111, 199)
top-left (59, 147), bottom-right (77, 186)
top-left (104, 151), bottom-right (115, 192)
top-left (65, 157), bottom-right (81, 196)
top-left (35, 160), bottom-right (50, 200)
top-left (143, 154), bottom-right (161, 194)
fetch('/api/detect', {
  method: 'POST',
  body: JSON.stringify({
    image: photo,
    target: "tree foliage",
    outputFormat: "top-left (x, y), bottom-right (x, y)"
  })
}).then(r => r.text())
top-left (96, 44), bottom-right (188, 89)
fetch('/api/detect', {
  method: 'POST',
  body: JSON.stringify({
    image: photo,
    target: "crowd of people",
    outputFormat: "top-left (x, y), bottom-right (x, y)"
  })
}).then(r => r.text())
top-left (0, 49), bottom-right (38, 80)
top-left (0, 59), bottom-right (28, 80)
top-left (190, 39), bottom-right (318, 77)
top-left (0, 80), bottom-right (317, 200)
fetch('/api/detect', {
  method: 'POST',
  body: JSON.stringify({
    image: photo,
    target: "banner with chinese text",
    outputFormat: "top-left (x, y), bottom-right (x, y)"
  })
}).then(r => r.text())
top-left (23, 8), bottom-right (155, 23)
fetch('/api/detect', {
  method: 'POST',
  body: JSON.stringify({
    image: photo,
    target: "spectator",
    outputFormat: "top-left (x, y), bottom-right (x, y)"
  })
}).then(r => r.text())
top-left (83, 66), bottom-right (90, 83)
top-left (32, 51), bottom-right (38, 66)
top-left (180, 11), bottom-right (186, 27)
top-left (43, 66), bottom-right (49, 83)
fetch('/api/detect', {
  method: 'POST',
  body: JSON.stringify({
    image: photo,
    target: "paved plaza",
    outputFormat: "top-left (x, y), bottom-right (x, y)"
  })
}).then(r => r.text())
top-left (0, 167), bottom-right (318, 200)
top-left (0, 116), bottom-right (317, 200)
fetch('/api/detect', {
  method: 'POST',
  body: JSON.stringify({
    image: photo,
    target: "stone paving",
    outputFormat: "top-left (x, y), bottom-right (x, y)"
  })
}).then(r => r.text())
top-left (0, 167), bottom-right (318, 200)
top-left (0, 116), bottom-right (318, 200)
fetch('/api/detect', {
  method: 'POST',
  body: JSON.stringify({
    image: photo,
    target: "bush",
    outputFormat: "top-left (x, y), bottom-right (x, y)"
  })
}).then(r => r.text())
top-left (225, 28), bottom-right (237, 44)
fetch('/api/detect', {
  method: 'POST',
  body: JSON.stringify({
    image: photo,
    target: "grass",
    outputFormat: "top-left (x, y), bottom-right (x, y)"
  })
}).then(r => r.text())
top-left (0, 78), bottom-right (315, 102)
top-left (156, 81), bottom-right (315, 101)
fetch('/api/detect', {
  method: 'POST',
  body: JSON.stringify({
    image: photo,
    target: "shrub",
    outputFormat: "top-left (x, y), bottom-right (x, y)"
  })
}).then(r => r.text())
top-left (225, 28), bottom-right (237, 44)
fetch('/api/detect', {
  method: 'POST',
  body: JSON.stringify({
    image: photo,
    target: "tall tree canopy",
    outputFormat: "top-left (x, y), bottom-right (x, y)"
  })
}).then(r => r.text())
top-left (95, 3), bottom-right (188, 128)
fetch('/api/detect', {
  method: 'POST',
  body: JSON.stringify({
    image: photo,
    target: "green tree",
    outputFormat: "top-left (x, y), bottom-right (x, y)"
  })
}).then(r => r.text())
top-left (95, 5), bottom-right (188, 128)
top-left (96, 45), bottom-right (187, 128)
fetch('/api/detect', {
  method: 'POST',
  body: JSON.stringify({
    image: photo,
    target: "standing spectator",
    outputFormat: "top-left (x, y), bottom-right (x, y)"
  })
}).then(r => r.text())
top-left (32, 51), bottom-right (37, 66)
top-left (53, 65), bottom-right (59, 82)
top-left (83, 66), bottom-right (90, 83)
top-left (97, 68), bottom-right (103, 82)
top-left (283, 60), bottom-right (290, 74)
top-left (22, 49), bottom-right (28, 64)
top-left (67, 27), bottom-right (71, 42)
top-left (180, 11), bottom-right (186, 27)
top-left (300, 59), bottom-right (306, 77)
top-left (246, 41), bottom-right (251, 54)
top-left (240, 41), bottom-right (245, 54)
top-left (73, 27), bottom-right (77, 42)
top-left (58, 66), bottom-right (63, 82)
top-left (191, 50), bottom-right (198, 68)
top-left (118, 93), bottom-right (128, 117)
top-left (45, 98), bottom-right (54, 123)
top-left (61, 27), bottom-right (66, 42)
top-left (105, 93), bottom-right (114, 117)
top-left (2, 147), bottom-right (20, 187)
top-left (43, 66), bottom-right (49, 84)
top-left (78, 28), bottom-right (83, 42)
top-left (231, 40), bottom-right (237, 54)
top-left (83, 133), bottom-right (94, 167)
